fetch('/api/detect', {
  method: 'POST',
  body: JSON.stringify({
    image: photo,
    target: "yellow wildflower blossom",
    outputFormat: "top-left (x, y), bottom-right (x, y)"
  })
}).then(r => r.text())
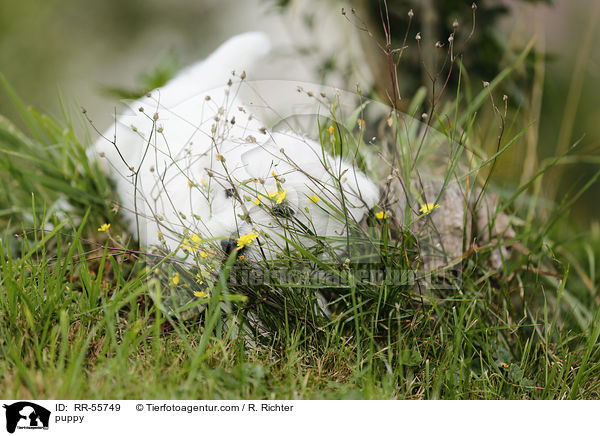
top-left (253, 194), bottom-right (263, 205)
top-left (419, 202), bottom-right (440, 215)
top-left (309, 194), bottom-right (320, 203)
top-left (194, 291), bottom-right (210, 298)
top-left (328, 125), bottom-right (335, 134)
top-left (237, 231), bottom-right (259, 250)
top-left (375, 211), bottom-right (388, 220)
top-left (98, 223), bottom-right (111, 232)
top-left (172, 273), bottom-right (180, 285)
top-left (275, 189), bottom-right (288, 204)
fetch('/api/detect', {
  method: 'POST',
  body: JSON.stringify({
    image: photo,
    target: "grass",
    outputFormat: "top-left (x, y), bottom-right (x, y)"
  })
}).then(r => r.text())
top-left (1, 26), bottom-right (600, 400)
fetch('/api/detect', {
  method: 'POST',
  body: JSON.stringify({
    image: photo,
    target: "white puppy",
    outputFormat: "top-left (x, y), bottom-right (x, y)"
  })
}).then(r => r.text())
top-left (91, 32), bottom-right (379, 259)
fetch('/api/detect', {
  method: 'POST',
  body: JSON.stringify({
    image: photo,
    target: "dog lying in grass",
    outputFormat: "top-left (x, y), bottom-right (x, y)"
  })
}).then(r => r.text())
top-left (91, 32), bottom-right (380, 264)
top-left (91, 32), bottom-right (514, 309)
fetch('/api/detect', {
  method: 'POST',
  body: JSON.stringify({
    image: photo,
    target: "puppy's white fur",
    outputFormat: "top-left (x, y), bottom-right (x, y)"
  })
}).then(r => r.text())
top-left (92, 32), bottom-right (379, 258)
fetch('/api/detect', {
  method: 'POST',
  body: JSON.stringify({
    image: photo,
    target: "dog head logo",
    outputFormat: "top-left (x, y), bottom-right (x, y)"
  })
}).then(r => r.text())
top-left (2, 402), bottom-right (50, 434)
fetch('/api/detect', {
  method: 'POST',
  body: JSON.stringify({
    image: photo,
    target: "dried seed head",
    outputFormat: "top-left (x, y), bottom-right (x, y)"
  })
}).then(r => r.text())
top-left (153, 112), bottom-right (159, 121)
top-left (204, 95), bottom-right (211, 101)
top-left (453, 19), bottom-right (459, 28)
top-left (483, 81), bottom-right (490, 88)
top-left (472, 2), bottom-right (477, 10)
top-left (408, 9), bottom-right (414, 18)
top-left (448, 35), bottom-right (454, 42)
top-left (435, 41), bottom-right (443, 48)
top-left (138, 106), bottom-right (144, 112)
top-left (415, 32), bottom-right (421, 41)
top-left (240, 71), bottom-right (246, 80)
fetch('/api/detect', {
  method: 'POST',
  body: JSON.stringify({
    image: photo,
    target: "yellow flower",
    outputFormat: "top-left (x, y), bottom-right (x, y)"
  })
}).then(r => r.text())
top-left (375, 211), bottom-right (388, 220)
top-left (98, 223), bottom-right (111, 232)
top-left (266, 189), bottom-right (288, 204)
top-left (181, 233), bottom-right (203, 253)
top-left (199, 251), bottom-right (208, 258)
top-left (194, 290), bottom-right (209, 298)
top-left (190, 233), bottom-right (202, 244)
top-left (328, 125), bottom-right (334, 134)
top-left (309, 194), bottom-right (320, 203)
top-left (419, 202), bottom-right (440, 215)
top-left (275, 189), bottom-right (288, 204)
top-left (172, 273), bottom-right (180, 285)
top-left (253, 194), bottom-right (263, 205)
top-left (357, 119), bottom-right (366, 129)
top-left (181, 239), bottom-right (196, 253)
top-left (237, 231), bottom-right (259, 250)
top-left (200, 178), bottom-right (207, 185)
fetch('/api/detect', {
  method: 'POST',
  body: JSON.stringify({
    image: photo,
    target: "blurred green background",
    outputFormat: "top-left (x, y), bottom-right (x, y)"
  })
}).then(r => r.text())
top-left (0, 0), bottom-right (598, 223)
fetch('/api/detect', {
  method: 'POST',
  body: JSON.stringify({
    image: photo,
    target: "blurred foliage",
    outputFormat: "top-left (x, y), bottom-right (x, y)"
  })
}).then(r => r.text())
top-left (273, 0), bottom-right (552, 107)
top-left (102, 51), bottom-right (181, 100)
top-left (359, 0), bottom-right (552, 105)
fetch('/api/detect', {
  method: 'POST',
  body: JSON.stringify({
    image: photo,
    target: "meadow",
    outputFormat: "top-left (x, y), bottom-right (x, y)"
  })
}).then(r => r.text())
top-left (1, 3), bottom-right (600, 400)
